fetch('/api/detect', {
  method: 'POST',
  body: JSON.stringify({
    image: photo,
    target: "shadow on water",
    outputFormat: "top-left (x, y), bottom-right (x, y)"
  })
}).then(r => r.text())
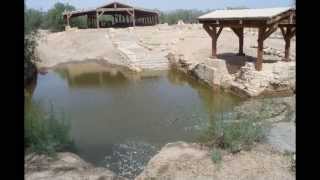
top-left (32, 62), bottom-right (242, 179)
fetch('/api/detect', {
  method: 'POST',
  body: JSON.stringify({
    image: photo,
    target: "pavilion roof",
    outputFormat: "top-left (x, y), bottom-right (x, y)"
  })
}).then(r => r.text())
top-left (62, 1), bottom-right (159, 17)
top-left (198, 7), bottom-right (294, 21)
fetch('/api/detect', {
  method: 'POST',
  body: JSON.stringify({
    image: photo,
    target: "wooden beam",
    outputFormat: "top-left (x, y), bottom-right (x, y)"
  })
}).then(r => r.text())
top-left (126, 9), bottom-right (133, 16)
top-left (217, 26), bottom-right (223, 37)
top-left (262, 23), bottom-right (278, 41)
top-left (199, 20), bottom-right (267, 28)
top-left (267, 10), bottom-right (294, 25)
top-left (98, 8), bottom-right (134, 12)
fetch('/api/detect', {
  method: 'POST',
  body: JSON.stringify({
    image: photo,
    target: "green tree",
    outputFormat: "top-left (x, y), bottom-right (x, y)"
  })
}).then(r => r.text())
top-left (159, 9), bottom-right (209, 24)
top-left (44, 2), bottom-right (75, 32)
top-left (25, 8), bottom-right (45, 34)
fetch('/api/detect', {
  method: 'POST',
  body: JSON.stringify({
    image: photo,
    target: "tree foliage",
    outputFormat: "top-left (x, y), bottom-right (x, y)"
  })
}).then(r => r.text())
top-left (43, 2), bottom-right (75, 32)
top-left (25, 8), bottom-right (45, 34)
top-left (159, 9), bottom-right (210, 25)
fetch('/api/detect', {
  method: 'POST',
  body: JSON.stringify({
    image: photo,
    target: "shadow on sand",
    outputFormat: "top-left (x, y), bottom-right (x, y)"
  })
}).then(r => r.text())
top-left (217, 53), bottom-right (280, 74)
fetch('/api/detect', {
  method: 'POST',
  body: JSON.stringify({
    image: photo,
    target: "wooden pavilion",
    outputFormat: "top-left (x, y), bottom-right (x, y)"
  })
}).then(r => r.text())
top-left (62, 1), bottom-right (160, 28)
top-left (198, 7), bottom-right (296, 71)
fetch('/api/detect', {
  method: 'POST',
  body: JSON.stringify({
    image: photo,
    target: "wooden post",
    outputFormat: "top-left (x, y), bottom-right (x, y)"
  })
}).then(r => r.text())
top-left (238, 28), bottom-right (244, 56)
top-left (87, 15), bottom-right (90, 28)
top-left (96, 11), bottom-right (100, 28)
top-left (132, 10), bottom-right (136, 27)
top-left (67, 16), bottom-right (70, 26)
top-left (231, 27), bottom-right (245, 56)
top-left (256, 27), bottom-right (265, 71)
top-left (212, 27), bottom-right (218, 58)
top-left (203, 24), bottom-right (223, 59)
top-left (65, 13), bottom-right (72, 27)
top-left (280, 26), bottom-right (295, 61)
top-left (284, 36), bottom-right (291, 61)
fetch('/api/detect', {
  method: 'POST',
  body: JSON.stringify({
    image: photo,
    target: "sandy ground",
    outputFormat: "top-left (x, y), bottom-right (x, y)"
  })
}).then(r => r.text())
top-left (36, 29), bottom-right (124, 67)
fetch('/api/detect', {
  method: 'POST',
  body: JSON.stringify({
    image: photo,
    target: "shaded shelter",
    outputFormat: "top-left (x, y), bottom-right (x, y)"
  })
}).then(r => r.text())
top-left (198, 7), bottom-right (296, 71)
top-left (62, 1), bottom-right (160, 28)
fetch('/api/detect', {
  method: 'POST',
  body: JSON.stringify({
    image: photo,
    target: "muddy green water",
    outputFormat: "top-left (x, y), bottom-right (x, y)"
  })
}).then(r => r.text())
top-left (32, 63), bottom-right (241, 178)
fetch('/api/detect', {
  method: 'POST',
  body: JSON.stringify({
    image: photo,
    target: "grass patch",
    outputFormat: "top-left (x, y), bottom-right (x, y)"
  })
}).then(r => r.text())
top-left (25, 101), bottom-right (74, 155)
top-left (284, 151), bottom-right (296, 173)
top-left (199, 119), bottom-right (266, 153)
top-left (211, 148), bottom-right (222, 164)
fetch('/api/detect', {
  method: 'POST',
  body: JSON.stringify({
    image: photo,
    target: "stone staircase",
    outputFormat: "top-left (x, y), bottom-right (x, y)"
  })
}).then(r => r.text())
top-left (107, 28), bottom-right (169, 71)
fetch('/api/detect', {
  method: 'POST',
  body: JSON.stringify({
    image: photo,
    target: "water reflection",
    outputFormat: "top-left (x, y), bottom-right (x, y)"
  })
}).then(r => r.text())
top-left (167, 69), bottom-right (240, 115)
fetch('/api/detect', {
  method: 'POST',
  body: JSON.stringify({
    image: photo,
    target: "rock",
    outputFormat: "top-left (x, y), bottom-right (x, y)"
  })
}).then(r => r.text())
top-left (230, 62), bottom-right (296, 97)
top-left (65, 26), bottom-right (78, 31)
top-left (177, 20), bottom-right (185, 25)
top-left (191, 59), bottom-right (233, 88)
top-left (267, 122), bottom-right (296, 153)
top-left (25, 152), bottom-right (127, 180)
top-left (221, 95), bottom-right (296, 154)
top-left (226, 95), bottom-right (295, 123)
top-left (136, 142), bottom-right (294, 180)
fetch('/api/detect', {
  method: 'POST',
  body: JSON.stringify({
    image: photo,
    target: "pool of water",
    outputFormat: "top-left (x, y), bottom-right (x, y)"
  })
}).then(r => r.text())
top-left (32, 62), bottom-right (241, 178)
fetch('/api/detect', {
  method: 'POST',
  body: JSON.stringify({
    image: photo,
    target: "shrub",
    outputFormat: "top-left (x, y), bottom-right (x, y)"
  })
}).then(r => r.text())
top-left (25, 102), bottom-right (74, 155)
top-left (200, 119), bottom-right (265, 153)
top-left (284, 151), bottom-right (296, 172)
top-left (211, 149), bottom-right (222, 164)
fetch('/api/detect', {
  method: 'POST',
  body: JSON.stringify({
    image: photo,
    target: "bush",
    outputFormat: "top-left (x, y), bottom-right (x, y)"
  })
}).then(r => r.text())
top-left (200, 120), bottom-right (265, 153)
top-left (24, 30), bottom-right (39, 87)
top-left (25, 102), bottom-right (74, 155)
top-left (211, 149), bottom-right (222, 164)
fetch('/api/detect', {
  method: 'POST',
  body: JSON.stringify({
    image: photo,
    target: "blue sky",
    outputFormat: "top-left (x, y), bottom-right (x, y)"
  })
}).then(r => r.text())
top-left (25, 0), bottom-right (294, 11)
